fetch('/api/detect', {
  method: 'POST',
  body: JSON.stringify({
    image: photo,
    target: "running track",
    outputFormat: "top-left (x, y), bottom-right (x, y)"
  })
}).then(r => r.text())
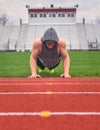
top-left (0, 77), bottom-right (100, 130)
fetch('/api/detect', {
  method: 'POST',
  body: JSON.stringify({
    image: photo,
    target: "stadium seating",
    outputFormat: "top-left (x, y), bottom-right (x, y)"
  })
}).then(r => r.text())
top-left (0, 23), bottom-right (100, 51)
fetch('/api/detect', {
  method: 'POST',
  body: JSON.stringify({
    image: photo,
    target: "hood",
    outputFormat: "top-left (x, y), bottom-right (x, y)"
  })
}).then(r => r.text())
top-left (42, 28), bottom-right (59, 43)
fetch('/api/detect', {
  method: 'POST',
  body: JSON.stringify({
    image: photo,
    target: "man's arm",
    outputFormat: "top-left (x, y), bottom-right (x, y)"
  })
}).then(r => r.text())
top-left (29, 39), bottom-right (41, 78)
top-left (59, 39), bottom-right (71, 78)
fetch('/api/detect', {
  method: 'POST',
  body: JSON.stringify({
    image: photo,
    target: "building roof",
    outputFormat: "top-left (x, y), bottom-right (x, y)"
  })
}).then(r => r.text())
top-left (28, 7), bottom-right (76, 14)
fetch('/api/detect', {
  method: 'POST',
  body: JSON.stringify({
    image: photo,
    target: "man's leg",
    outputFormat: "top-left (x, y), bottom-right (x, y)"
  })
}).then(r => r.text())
top-left (37, 58), bottom-right (45, 70)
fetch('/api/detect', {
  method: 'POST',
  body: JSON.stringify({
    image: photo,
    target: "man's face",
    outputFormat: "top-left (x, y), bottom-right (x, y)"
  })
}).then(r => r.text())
top-left (45, 41), bottom-right (56, 49)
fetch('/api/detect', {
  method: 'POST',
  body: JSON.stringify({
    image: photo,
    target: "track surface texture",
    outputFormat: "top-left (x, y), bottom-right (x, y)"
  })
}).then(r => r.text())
top-left (0, 77), bottom-right (100, 130)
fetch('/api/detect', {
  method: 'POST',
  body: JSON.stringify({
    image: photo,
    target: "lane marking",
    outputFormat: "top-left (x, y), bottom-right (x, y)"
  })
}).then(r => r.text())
top-left (40, 111), bottom-right (51, 117)
top-left (0, 92), bottom-right (100, 95)
top-left (0, 82), bottom-right (100, 86)
top-left (45, 91), bottom-right (53, 94)
top-left (0, 112), bottom-right (100, 116)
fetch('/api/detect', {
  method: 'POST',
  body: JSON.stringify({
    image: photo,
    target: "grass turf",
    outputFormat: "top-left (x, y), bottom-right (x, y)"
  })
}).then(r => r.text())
top-left (0, 51), bottom-right (100, 77)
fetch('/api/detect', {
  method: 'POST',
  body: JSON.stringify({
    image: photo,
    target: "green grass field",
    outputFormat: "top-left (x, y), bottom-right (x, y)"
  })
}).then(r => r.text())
top-left (0, 51), bottom-right (100, 77)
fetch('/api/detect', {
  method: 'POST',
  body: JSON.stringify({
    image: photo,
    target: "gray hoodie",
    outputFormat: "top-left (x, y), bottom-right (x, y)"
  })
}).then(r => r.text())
top-left (38, 28), bottom-right (61, 69)
top-left (42, 27), bottom-right (59, 43)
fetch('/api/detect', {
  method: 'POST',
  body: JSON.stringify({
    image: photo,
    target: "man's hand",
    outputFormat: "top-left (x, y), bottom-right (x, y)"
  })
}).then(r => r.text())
top-left (60, 73), bottom-right (71, 78)
top-left (28, 74), bottom-right (41, 78)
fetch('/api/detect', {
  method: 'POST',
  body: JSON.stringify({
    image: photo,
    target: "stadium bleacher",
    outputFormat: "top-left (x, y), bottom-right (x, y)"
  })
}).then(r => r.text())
top-left (0, 23), bottom-right (100, 51)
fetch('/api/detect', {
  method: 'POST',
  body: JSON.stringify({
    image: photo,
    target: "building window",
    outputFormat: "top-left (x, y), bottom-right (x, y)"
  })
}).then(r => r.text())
top-left (40, 14), bottom-right (42, 17)
top-left (30, 13), bottom-right (37, 18)
top-left (53, 13), bottom-right (56, 17)
top-left (49, 13), bottom-right (56, 17)
top-left (58, 13), bottom-right (65, 17)
top-left (62, 13), bottom-right (65, 17)
top-left (40, 13), bottom-right (46, 17)
top-left (30, 14), bottom-right (33, 17)
top-left (58, 13), bottom-right (61, 17)
top-left (43, 13), bottom-right (46, 17)
top-left (71, 13), bottom-right (75, 17)
top-left (67, 13), bottom-right (75, 17)
top-left (67, 13), bottom-right (70, 17)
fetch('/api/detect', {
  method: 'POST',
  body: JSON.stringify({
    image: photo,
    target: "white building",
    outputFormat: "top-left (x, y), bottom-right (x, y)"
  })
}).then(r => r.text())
top-left (28, 5), bottom-right (76, 25)
top-left (26, 5), bottom-right (79, 51)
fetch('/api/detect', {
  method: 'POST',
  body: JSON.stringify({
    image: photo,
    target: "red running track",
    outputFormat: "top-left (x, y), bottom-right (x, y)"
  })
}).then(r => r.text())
top-left (0, 77), bottom-right (100, 130)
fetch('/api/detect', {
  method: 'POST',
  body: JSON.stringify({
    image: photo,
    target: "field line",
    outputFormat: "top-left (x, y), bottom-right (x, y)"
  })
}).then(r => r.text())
top-left (0, 92), bottom-right (100, 95)
top-left (0, 111), bottom-right (100, 116)
top-left (0, 83), bottom-right (100, 86)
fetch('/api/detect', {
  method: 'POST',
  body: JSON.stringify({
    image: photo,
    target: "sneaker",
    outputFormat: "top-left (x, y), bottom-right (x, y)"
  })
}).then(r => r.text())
top-left (39, 68), bottom-right (43, 73)
top-left (48, 69), bottom-right (55, 74)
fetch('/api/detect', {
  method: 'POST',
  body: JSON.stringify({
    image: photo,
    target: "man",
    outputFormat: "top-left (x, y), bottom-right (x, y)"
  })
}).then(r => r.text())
top-left (29, 27), bottom-right (71, 78)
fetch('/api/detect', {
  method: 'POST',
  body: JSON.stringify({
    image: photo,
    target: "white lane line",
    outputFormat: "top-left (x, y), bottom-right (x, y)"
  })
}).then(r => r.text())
top-left (0, 83), bottom-right (100, 86)
top-left (0, 92), bottom-right (100, 95)
top-left (0, 112), bottom-right (100, 116)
